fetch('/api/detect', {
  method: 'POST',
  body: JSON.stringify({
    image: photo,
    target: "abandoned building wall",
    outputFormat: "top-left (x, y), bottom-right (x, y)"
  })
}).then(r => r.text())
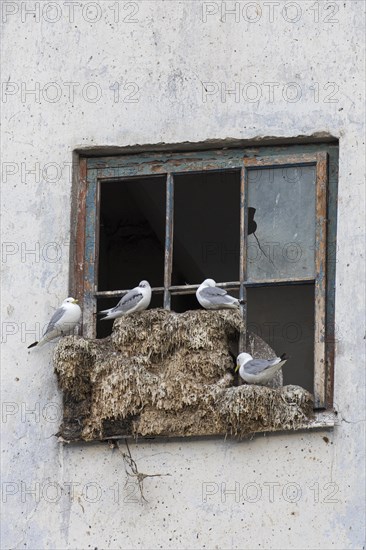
top-left (1, 1), bottom-right (365, 549)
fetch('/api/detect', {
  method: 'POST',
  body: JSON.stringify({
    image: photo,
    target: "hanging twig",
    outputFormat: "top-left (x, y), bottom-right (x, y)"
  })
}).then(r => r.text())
top-left (116, 439), bottom-right (171, 503)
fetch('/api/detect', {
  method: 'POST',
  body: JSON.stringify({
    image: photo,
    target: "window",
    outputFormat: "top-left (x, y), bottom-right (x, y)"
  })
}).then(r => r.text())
top-left (71, 143), bottom-right (338, 412)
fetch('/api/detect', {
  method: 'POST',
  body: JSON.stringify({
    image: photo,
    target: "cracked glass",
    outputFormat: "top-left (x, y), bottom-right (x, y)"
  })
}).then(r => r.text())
top-left (247, 165), bottom-right (316, 281)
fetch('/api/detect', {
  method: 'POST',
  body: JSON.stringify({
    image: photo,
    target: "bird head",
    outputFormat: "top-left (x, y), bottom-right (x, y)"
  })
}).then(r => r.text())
top-left (64, 297), bottom-right (78, 304)
top-left (139, 280), bottom-right (150, 288)
top-left (235, 352), bottom-right (253, 372)
top-left (202, 278), bottom-right (216, 287)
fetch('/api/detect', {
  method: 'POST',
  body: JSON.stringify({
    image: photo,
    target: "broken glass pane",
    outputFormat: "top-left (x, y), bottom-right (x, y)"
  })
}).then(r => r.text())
top-left (247, 165), bottom-right (316, 281)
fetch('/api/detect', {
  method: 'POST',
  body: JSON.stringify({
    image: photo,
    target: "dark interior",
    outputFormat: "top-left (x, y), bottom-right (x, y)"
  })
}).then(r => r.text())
top-left (247, 284), bottom-right (315, 392)
top-left (172, 170), bottom-right (240, 312)
top-left (98, 176), bottom-right (166, 292)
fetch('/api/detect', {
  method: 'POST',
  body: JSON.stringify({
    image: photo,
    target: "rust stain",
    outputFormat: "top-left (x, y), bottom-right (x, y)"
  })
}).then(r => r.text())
top-left (244, 153), bottom-right (319, 167)
top-left (151, 165), bottom-right (165, 173)
top-left (314, 152), bottom-right (328, 409)
top-left (74, 158), bottom-right (87, 316)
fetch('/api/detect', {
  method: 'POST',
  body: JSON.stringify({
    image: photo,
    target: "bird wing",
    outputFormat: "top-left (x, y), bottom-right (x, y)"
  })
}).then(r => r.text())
top-left (200, 286), bottom-right (236, 305)
top-left (201, 286), bottom-right (238, 305)
top-left (44, 307), bottom-right (67, 336)
top-left (201, 286), bottom-right (227, 297)
top-left (244, 358), bottom-right (280, 375)
top-left (112, 289), bottom-right (143, 314)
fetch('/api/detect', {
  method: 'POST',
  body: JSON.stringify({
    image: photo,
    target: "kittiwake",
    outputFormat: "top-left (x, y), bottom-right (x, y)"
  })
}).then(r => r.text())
top-left (28, 297), bottom-right (81, 349)
top-left (99, 280), bottom-right (152, 320)
top-left (196, 278), bottom-right (241, 310)
top-left (235, 352), bottom-right (288, 385)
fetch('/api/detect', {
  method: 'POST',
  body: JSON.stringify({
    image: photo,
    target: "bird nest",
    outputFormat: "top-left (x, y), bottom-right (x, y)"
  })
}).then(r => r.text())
top-left (54, 309), bottom-right (314, 442)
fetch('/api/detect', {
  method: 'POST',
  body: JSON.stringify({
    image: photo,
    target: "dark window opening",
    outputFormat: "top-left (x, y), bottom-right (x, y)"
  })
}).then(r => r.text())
top-left (247, 284), bottom-right (315, 392)
top-left (173, 171), bottom-right (240, 284)
top-left (98, 176), bottom-right (166, 292)
top-left (97, 176), bottom-right (166, 337)
top-left (172, 170), bottom-right (240, 312)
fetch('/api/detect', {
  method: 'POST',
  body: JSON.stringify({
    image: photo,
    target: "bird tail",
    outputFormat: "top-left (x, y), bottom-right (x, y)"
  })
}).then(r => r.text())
top-left (99, 310), bottom-right (117, 321)
top-left (27, 341), bottom-right (38, 349)
top-left (239, 300), bottom-right (246, 305)
top-left (280, 353), bottom-right (289, 361)
top-left (27, 338), bottom-right (48, 349)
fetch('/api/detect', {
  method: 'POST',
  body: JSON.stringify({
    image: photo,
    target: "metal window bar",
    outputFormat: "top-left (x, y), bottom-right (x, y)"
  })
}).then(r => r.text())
top-left (164, 173), bottom-right (174, 309)
top-left (94, 277), bottom-right (315, 299)
top-left (238, 167), bottom-right (247, 352)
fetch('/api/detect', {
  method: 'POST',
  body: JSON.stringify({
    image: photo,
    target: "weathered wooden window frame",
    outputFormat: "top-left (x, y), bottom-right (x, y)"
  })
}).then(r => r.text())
top-left (71, 144), bottom-right (336, 414)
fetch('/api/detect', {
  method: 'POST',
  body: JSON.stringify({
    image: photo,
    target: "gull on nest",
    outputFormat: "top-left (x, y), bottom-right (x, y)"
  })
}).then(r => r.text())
top-left (196, 278), bottom-right (242, 310)
top-left (235, 352), bottom-right (288, 385)
top-left (98, 280), bottom-right (152, 321)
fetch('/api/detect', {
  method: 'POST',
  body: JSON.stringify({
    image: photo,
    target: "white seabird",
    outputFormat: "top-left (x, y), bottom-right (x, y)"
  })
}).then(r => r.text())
top-left (99, 280), bottom-right (152, 321)
top-left (235, 352), bottom-right (288, 385)
top-left (196, 278), bottom-right (240, 310)
top-left (28, 297), bottom-right (81, 349)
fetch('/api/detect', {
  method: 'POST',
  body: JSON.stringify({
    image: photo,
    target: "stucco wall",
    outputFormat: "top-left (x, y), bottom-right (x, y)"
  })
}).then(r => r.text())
top-left (1, 1), bottom-right (365, 548)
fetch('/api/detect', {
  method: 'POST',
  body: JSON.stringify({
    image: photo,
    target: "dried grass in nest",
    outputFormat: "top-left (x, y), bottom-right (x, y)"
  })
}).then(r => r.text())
top-left (54, 309), bottom-right (313, 441)
top-left (216, 384), bottom-right (313, 437)
top-left (111, 309), bottom-right (242, 358)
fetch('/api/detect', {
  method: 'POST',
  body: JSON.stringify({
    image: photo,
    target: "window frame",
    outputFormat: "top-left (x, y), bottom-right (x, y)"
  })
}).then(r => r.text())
top-left (71, 143), bottom-right (337, 412)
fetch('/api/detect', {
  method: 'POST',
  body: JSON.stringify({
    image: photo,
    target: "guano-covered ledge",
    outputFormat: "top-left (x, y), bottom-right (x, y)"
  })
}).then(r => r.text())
top-left (53, 309), bottom-right (320, 443)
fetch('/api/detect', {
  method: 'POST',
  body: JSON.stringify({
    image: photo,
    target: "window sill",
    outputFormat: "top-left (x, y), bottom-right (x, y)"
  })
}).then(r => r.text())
top-left (85, 410), bottom-right (336, 443)
top-left (301, 409), bottom-right (337, 429)
top-left (57, 411), bottom-right (337, 444)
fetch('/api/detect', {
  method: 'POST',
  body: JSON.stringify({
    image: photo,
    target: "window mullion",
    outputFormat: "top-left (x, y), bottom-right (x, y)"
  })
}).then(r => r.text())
top-left (314, 152), bottom-right (328, 408)
top-left (163, 173), bottom-right (174, 309)
top-left (239, 166), bottom-right (248, 352)
top-left (83, 167), bottom-right (98, 339)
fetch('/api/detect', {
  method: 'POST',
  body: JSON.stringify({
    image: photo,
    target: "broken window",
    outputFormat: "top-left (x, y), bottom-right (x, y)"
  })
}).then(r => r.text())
top-left (71, 144), bottom-right (338, 412)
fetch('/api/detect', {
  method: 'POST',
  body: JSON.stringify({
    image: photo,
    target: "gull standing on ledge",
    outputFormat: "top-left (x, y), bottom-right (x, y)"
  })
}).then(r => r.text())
top-left (99, 280), bottom-right (152, 320)
top-left (28, 297), bottom-right (81, 349)
top-left (196, 278), bottom-right (241, 310)
top-left (235, 352), bottom-right (288, 385)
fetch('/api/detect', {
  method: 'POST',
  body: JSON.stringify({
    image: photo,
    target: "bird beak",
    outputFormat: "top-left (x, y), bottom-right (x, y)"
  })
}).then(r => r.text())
top-left (235, 364), bottom-right (240, 373)
top-left (73, 299), bottom-right (79, 304)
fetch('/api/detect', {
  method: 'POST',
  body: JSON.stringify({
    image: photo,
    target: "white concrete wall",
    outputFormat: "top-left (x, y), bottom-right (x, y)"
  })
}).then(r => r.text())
top-left (1, 1), bottom-right (365, 548)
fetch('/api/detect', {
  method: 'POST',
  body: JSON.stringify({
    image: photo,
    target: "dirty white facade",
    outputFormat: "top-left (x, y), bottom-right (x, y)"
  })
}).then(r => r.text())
top-left (1, 1), bottom-right (365, 548)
